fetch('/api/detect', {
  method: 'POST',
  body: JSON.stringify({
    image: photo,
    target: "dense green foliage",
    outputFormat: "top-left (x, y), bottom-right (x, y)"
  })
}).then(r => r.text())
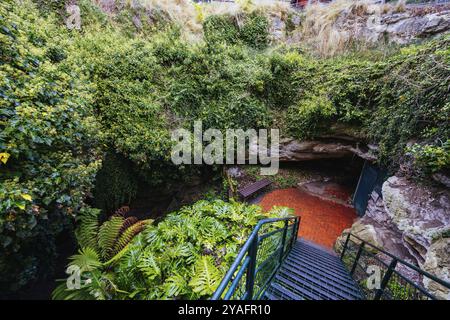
top-left (203, 13), bottom-right (269, 49)
top-left (0, 1), bottom-right (100, 290)
top-left (1, 0), bottom-right (448, 294)
top-left (53, 200), bottom-right (292, 300)
top-left (369, 40), bottom-right (450, 172)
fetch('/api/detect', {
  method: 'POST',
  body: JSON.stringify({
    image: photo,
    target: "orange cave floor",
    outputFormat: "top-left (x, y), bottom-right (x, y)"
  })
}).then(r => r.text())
top-left (259, 188), bottom-right (358, 249)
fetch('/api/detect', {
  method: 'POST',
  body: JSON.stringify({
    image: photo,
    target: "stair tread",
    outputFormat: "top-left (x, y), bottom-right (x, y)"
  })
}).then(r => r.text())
top-left (267, 282), bottom-right (306, 300)
top-left (297, 239), bottom-right (338, 256)
top-left (273, 275), bottom-right (323, 300)
top-left (279, 267), bottom-right (362, 300)
top-left (263, 240), bottom-right (363, 301)
top-left (288, 250), bottom-right (348, 272)
top-left (282, 260), bottom-right (361, 292)
top-left (285, 255), bottom-right (353, 281)
top-left (291, 246), bottom-right (344, 265)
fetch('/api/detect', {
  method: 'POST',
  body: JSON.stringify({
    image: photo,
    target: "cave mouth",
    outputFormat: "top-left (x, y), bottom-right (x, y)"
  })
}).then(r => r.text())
top-left (248, 156), bottom-right (366, 249)
top-left (277, 156), bottom-right (366, 204)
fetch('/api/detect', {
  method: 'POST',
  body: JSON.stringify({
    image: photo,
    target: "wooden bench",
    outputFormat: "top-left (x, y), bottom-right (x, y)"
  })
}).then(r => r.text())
top-left (238, 179), bottom-right (272, 200)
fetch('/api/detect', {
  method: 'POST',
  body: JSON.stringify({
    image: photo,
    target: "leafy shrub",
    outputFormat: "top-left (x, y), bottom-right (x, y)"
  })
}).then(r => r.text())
top-left (287, 93), bottom-right (336, 138)
top-left (0, 1), bottom-right (100, 291)
top-left (203, 13), bottom-right (269, 50)
top-left (203, 15), bottom-right (239, 45)
top-left (53, 199), bottom-right (293, 300)
top-left (369, 37), bottom-right (450, 171)
top-left (264, 51), bottom-right (317, 109)
top-left (407, 140), bottom-right (450, 174)
top-left (239, 13), bottom-right (269, 49)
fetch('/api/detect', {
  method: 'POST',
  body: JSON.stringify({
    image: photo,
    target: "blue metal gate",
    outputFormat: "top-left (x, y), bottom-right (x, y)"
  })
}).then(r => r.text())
top-left (353, 161), bottom-right (386, 216)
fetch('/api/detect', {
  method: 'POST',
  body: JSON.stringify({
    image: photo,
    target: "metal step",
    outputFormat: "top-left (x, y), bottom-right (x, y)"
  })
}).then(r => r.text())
top-left (291, 246), bottom-right (345, 267)
top-left (264, 240), bottom-right (363, 300)
top-left (296, 239), bottom-right (339, 256)
top-left (288, 250), bottom-right (349, 273)
top-left (265, 282), bottom-right (306, 300)
top-left (279, 267), bottom-right (361, 300)
top-left (273, 275), bottom-right (323, 300)
top-left (283, 259), bottom-right (360, 292)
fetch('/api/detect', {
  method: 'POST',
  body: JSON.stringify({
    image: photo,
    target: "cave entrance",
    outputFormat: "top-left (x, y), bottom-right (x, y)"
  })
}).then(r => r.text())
top-left (277, 156), bottom-right (366, 206)
top-left (237, 155), bottom-right (374, 248)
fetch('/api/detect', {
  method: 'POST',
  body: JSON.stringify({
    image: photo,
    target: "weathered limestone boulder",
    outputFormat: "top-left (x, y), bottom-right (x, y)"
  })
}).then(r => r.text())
top-left (335, 220), bottom-right (382, 253)
top-left (278, 138), bottom-right (377, 162)
top-left (337, 175), bottom-right (450, 298)
top-left (422, 237), bottom-right (450, 300)
top-left (382, 176), bottom-right (450, 263)
top-left (334, 4), bottom-right (450, 45)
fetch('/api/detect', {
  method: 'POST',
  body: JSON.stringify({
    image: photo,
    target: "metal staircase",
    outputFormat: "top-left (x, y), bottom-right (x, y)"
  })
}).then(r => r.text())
top-left (263, 239), bottom-right (363, 300)
top-left (211, 216), bottom-right (450, 301)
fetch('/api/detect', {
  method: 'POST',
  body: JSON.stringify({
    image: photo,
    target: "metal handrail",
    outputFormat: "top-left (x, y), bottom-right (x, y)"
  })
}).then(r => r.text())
top-left (211, 216), bottom-right (300, 300)
top-left (340, 232), bottom-right (450, 300)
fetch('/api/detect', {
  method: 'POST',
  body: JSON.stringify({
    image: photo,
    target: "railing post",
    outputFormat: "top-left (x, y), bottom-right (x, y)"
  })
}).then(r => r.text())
top-left (374, 258), bottom-right (398, 300)
top-left (350, 241), bottom-right (365, 275)
top-left (291, 217), bottom-right (300, 248)
top-left (279, 220), bottom-right (289, 263)
top-left (341, 233), bottom-right (351, 259)
top-left (245, 236), bottom-right (258, 299)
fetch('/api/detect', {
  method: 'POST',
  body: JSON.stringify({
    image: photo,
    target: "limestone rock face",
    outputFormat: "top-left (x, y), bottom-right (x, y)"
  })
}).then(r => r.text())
top-left (278, 138), bottom-right (377, 162)
top-left (381, 176), bottom-right (450, 263)
top-left (333, 5), bottom-right (450, 45)
top-left (422, 238), bottom-right (450, 300)
top-left (337, 175), bottom-right (450, 299)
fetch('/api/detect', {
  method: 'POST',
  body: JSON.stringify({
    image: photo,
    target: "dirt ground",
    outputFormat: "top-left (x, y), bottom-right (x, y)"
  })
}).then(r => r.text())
top-left (259, 187), bottom-right (358, 249)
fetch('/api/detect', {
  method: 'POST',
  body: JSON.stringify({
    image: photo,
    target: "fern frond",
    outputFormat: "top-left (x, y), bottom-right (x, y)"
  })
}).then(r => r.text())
top-left (52, 281), bottom-right (96, 300)
top-left (138, 251), bottom-right (161, 281)
top-left (118, 216), bottom-right (138, 235)
top-left (112, 219), bottom-right (153, 257)
top-left (98, 215), bottom-right (125, 260)
top-left (188, 255), bottom-right (222, 296)
top-left (75, 208), bottom-right (101, 251)
top-left (69, 247), bottom-right (102, 272)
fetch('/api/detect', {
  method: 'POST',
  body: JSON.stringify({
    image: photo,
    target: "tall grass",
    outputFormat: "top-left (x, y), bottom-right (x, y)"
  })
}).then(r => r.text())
top-left (301, 0), bottom-right (407, 56)
top-left (93, 0), bottom-right (294, 42)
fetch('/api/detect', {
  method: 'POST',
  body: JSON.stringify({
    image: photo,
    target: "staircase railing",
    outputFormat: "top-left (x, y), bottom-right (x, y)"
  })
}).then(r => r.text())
top-left (340, 232), bottom-right (450, 300)
top-left (211, 216), bottom-right (300, 300)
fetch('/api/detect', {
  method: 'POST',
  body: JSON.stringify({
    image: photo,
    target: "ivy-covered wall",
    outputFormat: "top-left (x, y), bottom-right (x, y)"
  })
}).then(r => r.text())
top-left (1, 0), bottom-right (448, 293)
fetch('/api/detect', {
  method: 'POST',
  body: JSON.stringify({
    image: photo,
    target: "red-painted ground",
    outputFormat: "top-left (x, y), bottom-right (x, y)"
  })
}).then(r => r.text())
top-left (259, 188), bottom-right (357, 249)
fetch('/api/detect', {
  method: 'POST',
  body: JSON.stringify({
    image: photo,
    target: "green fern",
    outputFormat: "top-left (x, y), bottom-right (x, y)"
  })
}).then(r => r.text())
top-left (138, 251), bottom-right (161, 281)
top-left (112, 219), bottom-right (153, 256)
top-left (188, 256), bottom-right (223, 296)
top-left (98, 215), bottom-right (125, 260)
top-left (75, 208), bottom-right (101, 251)
top-left (69, 247), bottom-right (102, 272)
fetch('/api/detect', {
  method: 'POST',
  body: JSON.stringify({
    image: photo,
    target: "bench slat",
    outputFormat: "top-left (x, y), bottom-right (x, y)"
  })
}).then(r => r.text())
top-left (238, 179), bottom-right (271, 198)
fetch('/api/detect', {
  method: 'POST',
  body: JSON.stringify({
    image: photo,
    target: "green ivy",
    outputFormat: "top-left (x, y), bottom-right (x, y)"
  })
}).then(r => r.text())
top-left (0, 0), bottom-right (100, 291)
